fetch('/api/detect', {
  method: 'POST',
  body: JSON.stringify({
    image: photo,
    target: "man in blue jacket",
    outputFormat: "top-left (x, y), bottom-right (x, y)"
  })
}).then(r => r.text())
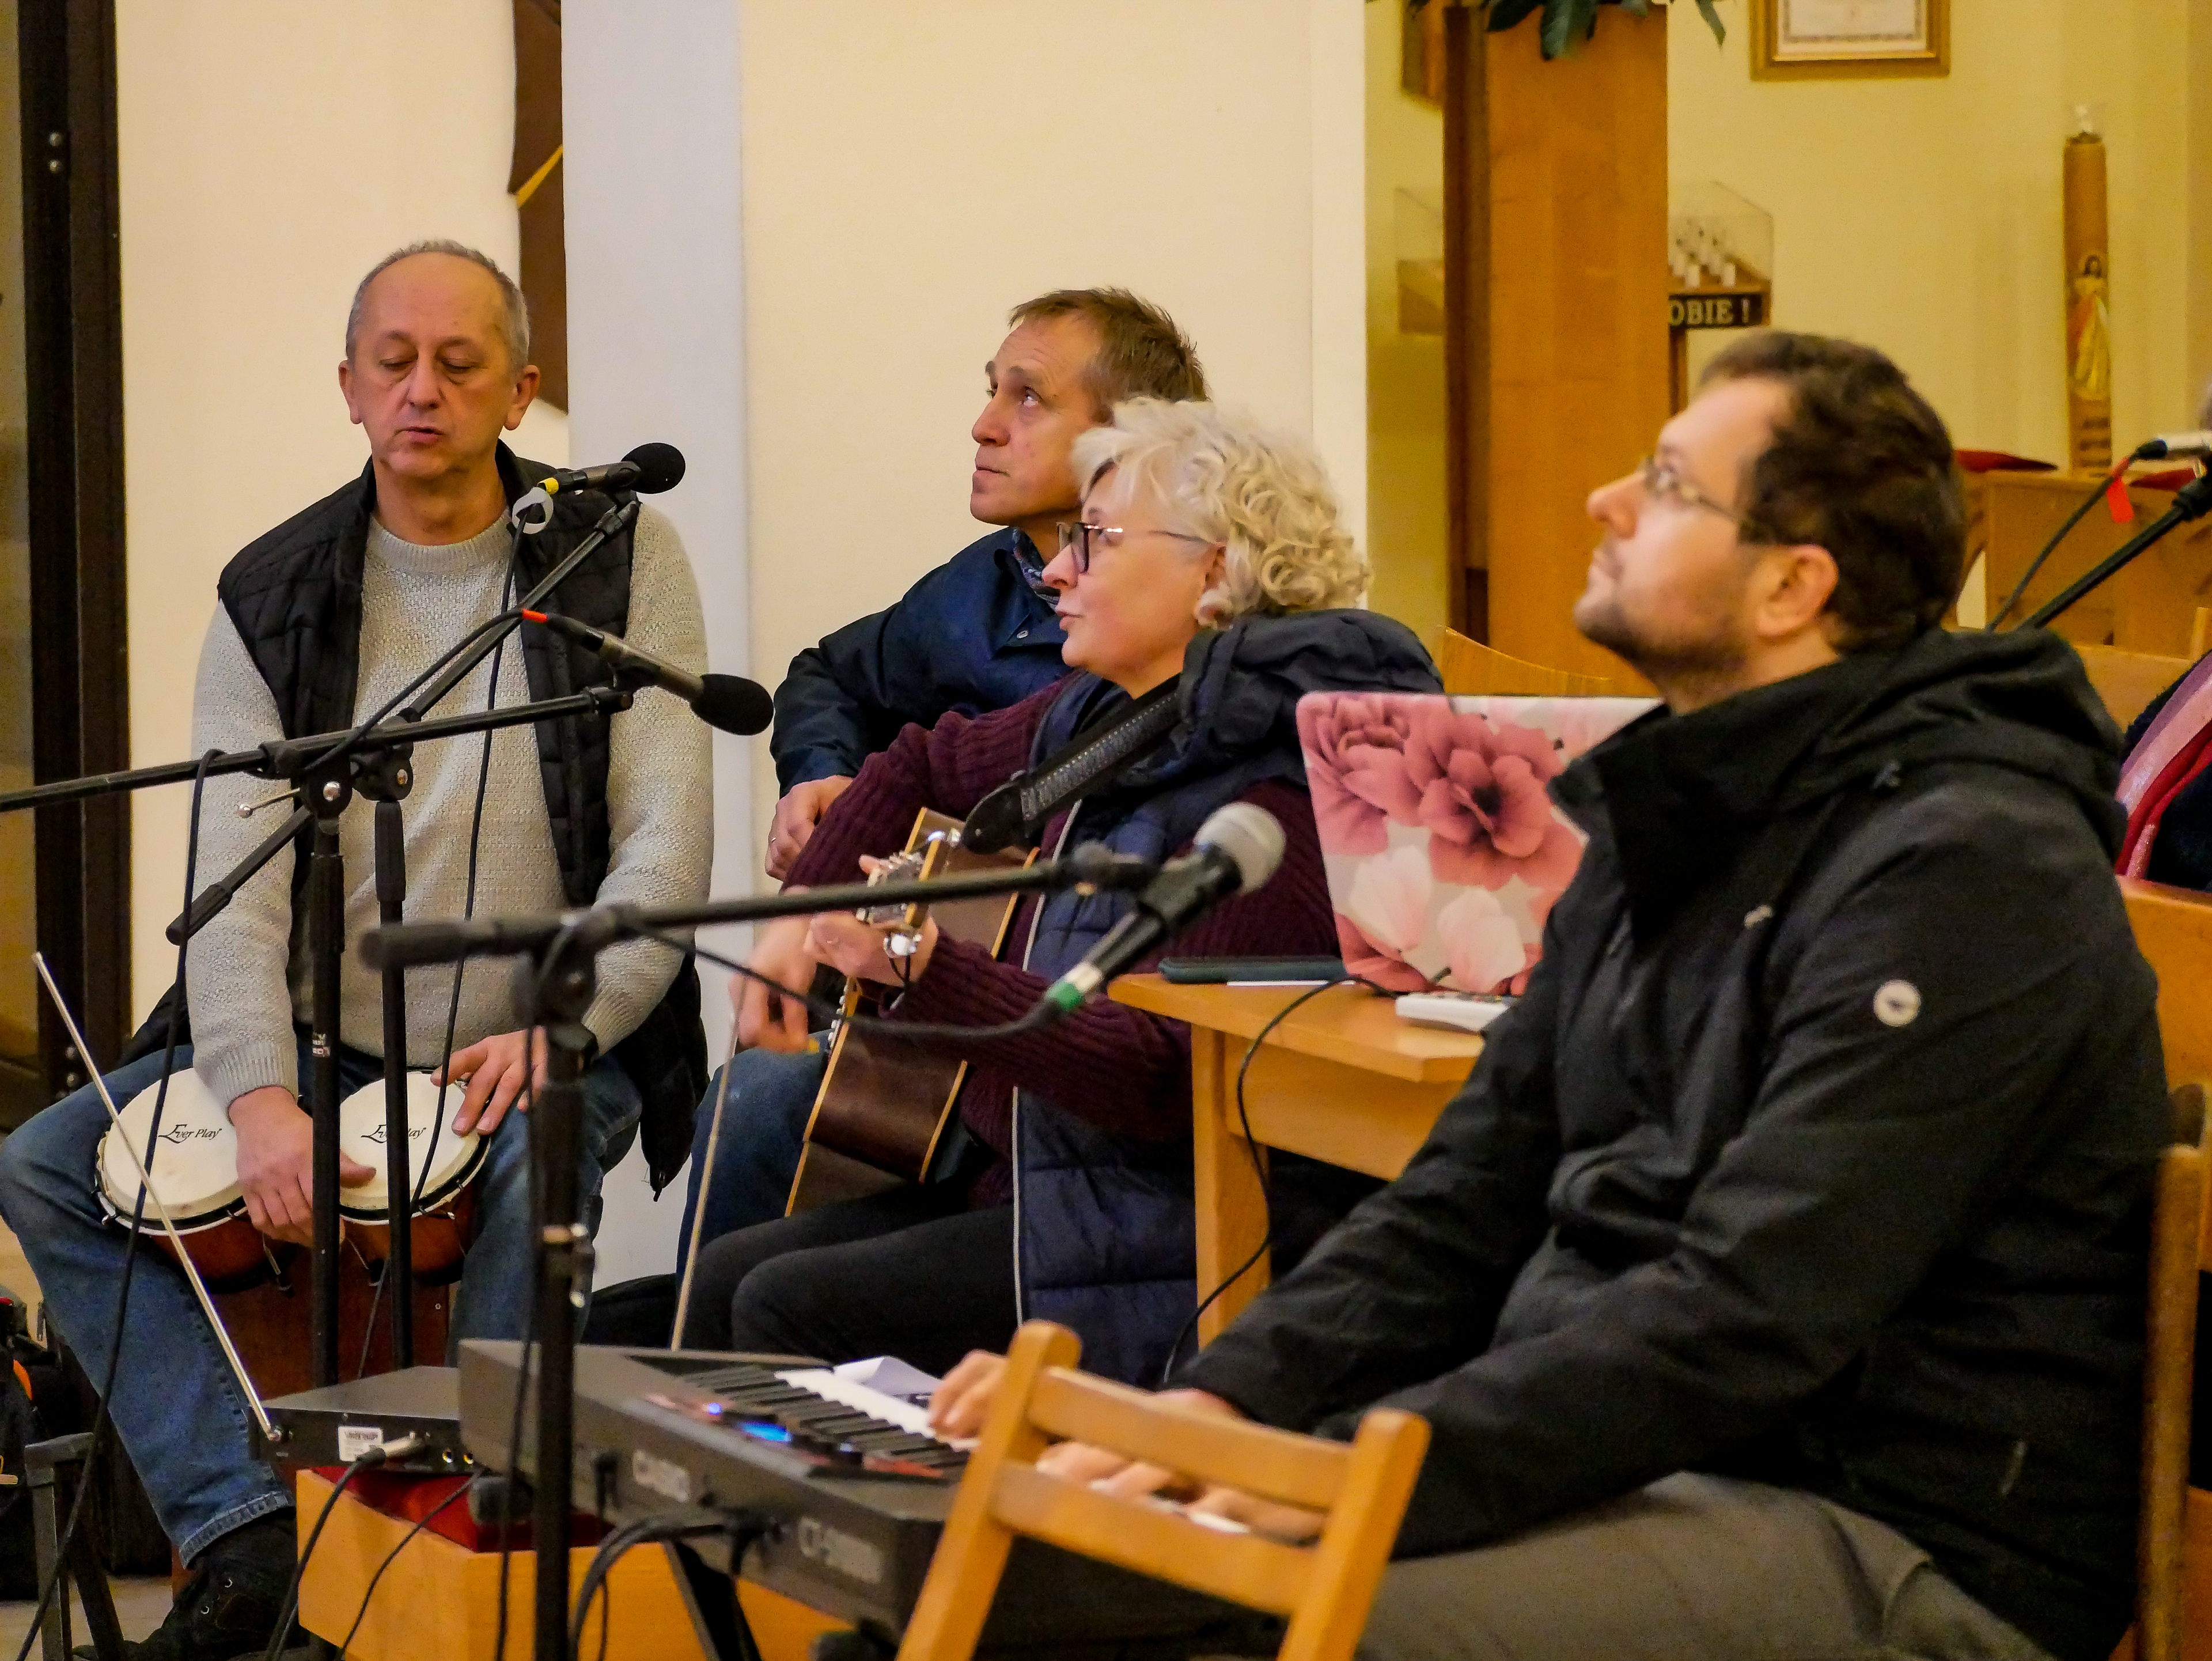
top-left (762, 287), bottom-right (1207, 877)
top-left (665, 291), bottom-right (1207, 1275)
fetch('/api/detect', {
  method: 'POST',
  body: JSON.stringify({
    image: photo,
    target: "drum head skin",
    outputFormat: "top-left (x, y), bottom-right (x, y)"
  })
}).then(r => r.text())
top-left (97, 1068), bottom-right (242, 1230)
top-left (336, 1072), bottom-right (484, 1216)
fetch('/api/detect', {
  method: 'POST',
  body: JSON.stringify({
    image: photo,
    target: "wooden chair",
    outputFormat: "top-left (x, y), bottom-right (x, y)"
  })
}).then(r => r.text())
top-left (1435, 629), bottom-right (1616, 697)
top-left (2081, 645), bottom-right (2195, 731)
top-left (2124, 881), bottom-right (2212, 1104)
top-left (895, 1321), bottom-right (1430, 1661)
top-left (2132, 1121), bottom-right (2206, 1661)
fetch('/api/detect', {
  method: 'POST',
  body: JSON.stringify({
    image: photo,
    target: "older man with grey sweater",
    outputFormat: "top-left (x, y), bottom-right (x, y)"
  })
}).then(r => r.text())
top-left (0, 242), bottom-right (712, 1661)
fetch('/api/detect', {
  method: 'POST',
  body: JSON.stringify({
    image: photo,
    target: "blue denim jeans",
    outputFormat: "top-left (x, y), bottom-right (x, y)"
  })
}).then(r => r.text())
top-left (674, 1043), bottom-right (826, 1271)
top-left (0, 1034), bottom-right (639, 1564)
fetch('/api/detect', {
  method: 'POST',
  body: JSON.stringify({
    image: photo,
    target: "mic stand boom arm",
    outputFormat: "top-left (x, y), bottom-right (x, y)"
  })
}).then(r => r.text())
top-left (2020, 472), bottom-right (2212, 631)
top-left (0, 681), bottom-right (634, 1395)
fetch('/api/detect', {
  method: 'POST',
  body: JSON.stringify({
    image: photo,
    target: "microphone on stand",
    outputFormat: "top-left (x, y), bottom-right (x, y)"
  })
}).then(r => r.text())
top-left (536, 442), bottom-right (687, 497)
top-left (2137, 432), bottom-right (2212, 461)
top-left (521, 610), bottom-right (774, 735)
top-left (1039, 803), bottom-right (1286, 1015)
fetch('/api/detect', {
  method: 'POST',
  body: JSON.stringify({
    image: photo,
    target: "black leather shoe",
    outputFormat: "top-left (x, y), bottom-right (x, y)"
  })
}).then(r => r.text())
top-left (84, 1514), bottom-right (294, 1661)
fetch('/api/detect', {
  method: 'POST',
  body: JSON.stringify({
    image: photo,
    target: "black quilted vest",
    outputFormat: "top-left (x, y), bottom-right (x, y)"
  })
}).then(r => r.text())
top-left (134, 444), bottom-right (707, 1194)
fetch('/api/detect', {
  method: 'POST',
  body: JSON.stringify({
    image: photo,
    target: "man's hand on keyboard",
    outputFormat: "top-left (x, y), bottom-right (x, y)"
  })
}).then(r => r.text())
top-left (927, 1353), bottom-right (1319, 1539)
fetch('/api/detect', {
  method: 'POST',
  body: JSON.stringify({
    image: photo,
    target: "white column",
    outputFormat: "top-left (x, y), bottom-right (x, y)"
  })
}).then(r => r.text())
top-left (565, 0), bottom-right (749, 1282)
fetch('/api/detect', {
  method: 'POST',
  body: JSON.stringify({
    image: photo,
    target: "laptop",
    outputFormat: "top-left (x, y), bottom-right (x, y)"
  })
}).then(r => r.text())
top-left (1296, 691), bottom-right (1656, 996)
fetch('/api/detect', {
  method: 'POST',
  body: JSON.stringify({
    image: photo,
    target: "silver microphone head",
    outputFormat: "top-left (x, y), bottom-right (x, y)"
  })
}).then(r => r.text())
top-left (1195, 802), bottom-right (1285, 893)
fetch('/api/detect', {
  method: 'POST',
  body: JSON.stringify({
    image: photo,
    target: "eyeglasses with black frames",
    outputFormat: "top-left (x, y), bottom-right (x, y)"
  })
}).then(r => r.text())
top-left (1054, 520), bottom-right (1217, 576)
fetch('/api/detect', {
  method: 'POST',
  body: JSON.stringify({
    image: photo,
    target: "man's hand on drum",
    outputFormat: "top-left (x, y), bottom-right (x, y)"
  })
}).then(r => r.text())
top-left (229, 1085), bottom-right (375, 1247)
top-left (434, 1028), bottom-right (551, 1137)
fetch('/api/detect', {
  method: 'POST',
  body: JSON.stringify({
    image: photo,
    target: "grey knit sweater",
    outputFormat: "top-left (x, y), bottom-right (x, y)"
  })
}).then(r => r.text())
top-left (183, 506), bottom-right (713, 1107)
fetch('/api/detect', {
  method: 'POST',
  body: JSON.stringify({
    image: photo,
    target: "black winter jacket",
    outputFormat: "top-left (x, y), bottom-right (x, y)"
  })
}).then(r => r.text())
top-left (1180, 628), bottom-right (2168, 1661)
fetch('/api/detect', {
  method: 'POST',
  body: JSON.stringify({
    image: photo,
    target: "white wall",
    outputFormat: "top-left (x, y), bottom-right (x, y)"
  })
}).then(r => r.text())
top-left (563, 1), bottom-right (748, 1284)
top-left (737, 0), bottom-right (1368, 850)
top-left (115, 0), bottom-right (567, 1012)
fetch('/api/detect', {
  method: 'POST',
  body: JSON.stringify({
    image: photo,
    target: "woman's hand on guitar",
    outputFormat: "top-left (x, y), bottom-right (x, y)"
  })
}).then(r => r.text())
top-left (434, 1028), bottom-right (551, 1137)
top-left (807, 909), bottom-right (940, 987)
top-left (809, 857), bottom-right (940, 986)
top-left (736, 915), bottom-right (820, 1052)
top-left (230, 1085), bottom-right (374, 1247)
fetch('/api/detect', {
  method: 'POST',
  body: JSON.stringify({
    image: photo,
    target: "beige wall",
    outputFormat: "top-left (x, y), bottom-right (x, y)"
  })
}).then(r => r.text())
top-left (1364, 0), bottom-right (1450, 644)
top-left (115, 0), bottom-right (566, 1013)
top-left (737, 0), bottom-right (1366, 854)
top-left (1670, 0), bottom-right (2196, 461)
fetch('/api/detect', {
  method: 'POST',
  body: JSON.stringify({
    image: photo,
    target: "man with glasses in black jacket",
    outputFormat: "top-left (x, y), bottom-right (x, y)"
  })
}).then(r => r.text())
top-left (933, 333), bottom-right (2166, 1661)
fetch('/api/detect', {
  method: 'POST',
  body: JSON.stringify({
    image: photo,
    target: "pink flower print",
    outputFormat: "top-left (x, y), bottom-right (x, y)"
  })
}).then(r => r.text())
top-left (1437, 888), bottom-right (1528, 993)
top-left (1298, 694), bottom-right (1427, 856)
top-left (1334, 911), bottom-right (1429, 993)
top-left (1405, 708), bottom-right (1584, 893)
top-left (1344, 844), bottom-right (1431, 958)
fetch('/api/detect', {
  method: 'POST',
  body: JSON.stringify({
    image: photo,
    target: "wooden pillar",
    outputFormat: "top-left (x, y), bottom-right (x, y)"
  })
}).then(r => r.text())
top-left (1445, 6), bottom-right (1670, 677)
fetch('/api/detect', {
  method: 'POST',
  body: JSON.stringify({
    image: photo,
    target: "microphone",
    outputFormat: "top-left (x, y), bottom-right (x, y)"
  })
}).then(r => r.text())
top-left (2137, 432), bottom-right (2212, 460)
top-left (536, 442), bottom-right (687, 497)
top-left (1039, 803), bottom-right (1285, 1013)
top-left (521, 610), bottom-right (773, 735)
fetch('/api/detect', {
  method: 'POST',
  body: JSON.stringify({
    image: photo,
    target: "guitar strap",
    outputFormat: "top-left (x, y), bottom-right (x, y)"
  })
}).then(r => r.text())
top-left (960, 680), bottom-right (1183, 853)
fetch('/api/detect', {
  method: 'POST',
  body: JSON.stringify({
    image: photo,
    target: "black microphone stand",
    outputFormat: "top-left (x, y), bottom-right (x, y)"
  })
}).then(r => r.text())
top-left (2019, 471), bottom-right (2212, 631)
top-left (0, 680), bottom-right (638, 1392)
top-left (0, 487), bottom-right (646, 1387)
top-left (359, 850), bottom-right (1155, 1661)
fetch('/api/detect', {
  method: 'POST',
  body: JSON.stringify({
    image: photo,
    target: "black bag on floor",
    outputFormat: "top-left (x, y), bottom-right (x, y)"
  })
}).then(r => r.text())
top-left (3, 1293), bottom-right (173, 1579)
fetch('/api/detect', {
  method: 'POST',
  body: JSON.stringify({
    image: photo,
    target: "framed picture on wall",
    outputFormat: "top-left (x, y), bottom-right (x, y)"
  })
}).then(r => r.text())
top-left (1751, 0), bottom-right (1949, 80)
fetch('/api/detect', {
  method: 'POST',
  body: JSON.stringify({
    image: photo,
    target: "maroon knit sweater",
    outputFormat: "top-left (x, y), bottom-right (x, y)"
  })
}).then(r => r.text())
top-left (787, 677), bottom-right (1333, 1194)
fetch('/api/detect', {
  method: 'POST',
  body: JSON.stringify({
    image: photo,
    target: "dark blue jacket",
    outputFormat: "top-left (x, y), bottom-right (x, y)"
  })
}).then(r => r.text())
top-left (770, 528), bottom-right (1069, 791)
top-left (1014, 610), bottom-right (1444, 1386)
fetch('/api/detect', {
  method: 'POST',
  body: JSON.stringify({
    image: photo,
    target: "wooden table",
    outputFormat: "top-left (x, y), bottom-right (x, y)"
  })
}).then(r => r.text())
top-left (1110, 977), bottom-right (1482, 1342)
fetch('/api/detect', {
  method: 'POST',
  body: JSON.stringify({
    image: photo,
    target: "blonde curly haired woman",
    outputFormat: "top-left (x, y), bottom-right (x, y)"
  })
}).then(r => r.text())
top-left (684, 400), bottom-right (1440, 1384)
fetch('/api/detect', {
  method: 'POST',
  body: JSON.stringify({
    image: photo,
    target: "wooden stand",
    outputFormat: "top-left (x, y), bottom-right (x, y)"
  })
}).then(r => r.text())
top-left (1444, 3), bottom-right (1669, 676)
top-left (293, 1471), bottom-right (845, 1661)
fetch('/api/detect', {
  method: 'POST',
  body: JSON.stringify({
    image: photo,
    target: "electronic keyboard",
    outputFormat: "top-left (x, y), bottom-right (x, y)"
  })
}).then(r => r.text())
top-left (457, 1342), bottom-right (1276, 1651)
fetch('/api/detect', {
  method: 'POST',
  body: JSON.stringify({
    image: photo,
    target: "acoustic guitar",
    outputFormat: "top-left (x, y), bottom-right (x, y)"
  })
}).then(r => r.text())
top-left (786, 808), bottom-right (1036, 1212)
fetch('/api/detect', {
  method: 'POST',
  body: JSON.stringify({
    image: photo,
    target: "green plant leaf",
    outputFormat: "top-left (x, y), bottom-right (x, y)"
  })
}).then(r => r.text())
top-left (1696, 0), bottom-right (1727, 43)
top-left (1486, 0), bottom-right (1544, 34)
top-left (1538, 0), bottom-right (1600, 58)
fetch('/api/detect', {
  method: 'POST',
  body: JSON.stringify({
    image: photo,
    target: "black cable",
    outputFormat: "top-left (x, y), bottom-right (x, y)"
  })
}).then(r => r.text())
top-left (1155, 978), bottom-right (1382, 1388)
top-left (1987, 449), bottom-right (2150, 630)
top-left (333, 1473), bottom-right (481, 1656)
top-left (300, 607), bottom-right (527, 777)
top-left (625, 922), bottom-right (1058, 1046)
top-left (8, 749), bottom-right (219, 1661)
top-left (259, 1442), bottom-right (397, 1661)
top-left (567, 1509), bottom-right (767, 1661)
top-left (354, 567), bottom-right (516, 1378)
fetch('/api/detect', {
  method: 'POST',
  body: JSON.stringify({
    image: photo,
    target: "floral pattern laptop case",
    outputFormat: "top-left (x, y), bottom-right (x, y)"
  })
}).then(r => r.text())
top-left (1297, 691), bottom-right (1657, 994)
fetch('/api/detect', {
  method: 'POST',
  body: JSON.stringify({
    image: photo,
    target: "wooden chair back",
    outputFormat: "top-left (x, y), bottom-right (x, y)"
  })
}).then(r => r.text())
top-left (2135, 1131), bottom-right (2206, 1661)
top-left (1436, 630), bottom-right (1616, 697)
top-left (2080, 644), bottom-right (2194, 731)
top-left (2123, 881), bottom-right (2212, 1095)
top-left (895, 1322), bottom-right (1430, 1661)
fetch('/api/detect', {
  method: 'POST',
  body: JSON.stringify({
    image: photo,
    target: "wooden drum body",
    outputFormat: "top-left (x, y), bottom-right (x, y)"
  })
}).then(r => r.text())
top-left (95, 1069), bottom-right (291, 1293)
top-left (336, 1073), bottom-right (486, 1287)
